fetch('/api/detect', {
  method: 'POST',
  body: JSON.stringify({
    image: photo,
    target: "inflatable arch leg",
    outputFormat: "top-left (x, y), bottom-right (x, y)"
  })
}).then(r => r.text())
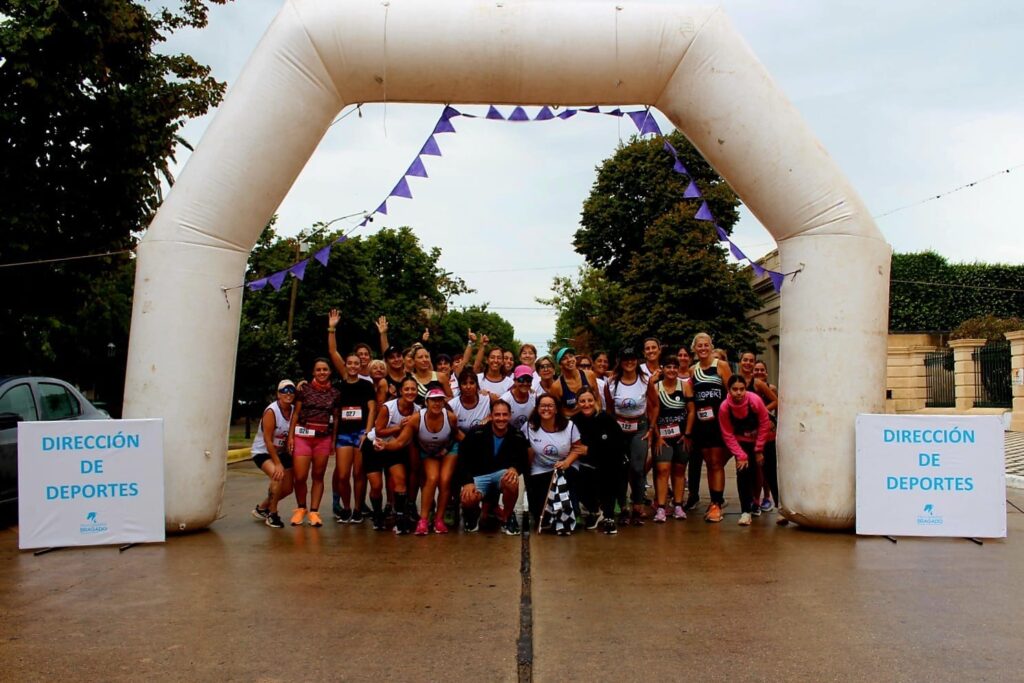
top-left (123, 0), bottom-right (889, 532)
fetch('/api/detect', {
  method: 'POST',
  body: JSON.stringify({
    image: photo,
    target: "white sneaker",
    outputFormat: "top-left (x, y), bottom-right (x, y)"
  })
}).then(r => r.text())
top-left (738, 512), bottom-right (752, 526)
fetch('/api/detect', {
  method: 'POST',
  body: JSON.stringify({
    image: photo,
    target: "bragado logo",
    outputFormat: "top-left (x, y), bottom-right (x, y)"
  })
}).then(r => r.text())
top-left (80, 511), bottom-right (109, 535)
top-left (916, 503), bottom-right (943, 526)
top-left (542, 444), bottom-right (558, 457)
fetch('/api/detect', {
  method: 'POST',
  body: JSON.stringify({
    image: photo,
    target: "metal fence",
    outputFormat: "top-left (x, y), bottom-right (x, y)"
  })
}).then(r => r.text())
top-left (924, 350), bottom-right (955, 408)
top-left (972, 341), bottom-right (1012, 408)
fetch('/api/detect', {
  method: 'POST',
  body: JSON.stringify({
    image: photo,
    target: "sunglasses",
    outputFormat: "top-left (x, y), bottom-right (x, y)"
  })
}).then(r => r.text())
top-left (537, 364), bottom-right (553, 370)
top-left (578, 363), bottom-right (592, 369)
top-left (279, 387), bottom-right (296, 394)
top-left (515, 376), bottom-right (532, 383)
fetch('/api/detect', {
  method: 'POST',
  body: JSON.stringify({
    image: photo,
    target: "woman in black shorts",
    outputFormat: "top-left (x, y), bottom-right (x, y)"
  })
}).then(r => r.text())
top-left (647, 355), bottom-right (693, 522)
top-left (251, 380), bottom-right (297, 528)
top-left (685, 332), bottom-right (731, 523)
top-left (362, 377), bottom-right (418, 533)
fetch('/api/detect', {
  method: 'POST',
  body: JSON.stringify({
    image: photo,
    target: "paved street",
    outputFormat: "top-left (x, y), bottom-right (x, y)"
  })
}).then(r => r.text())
top-left (1, 462), bottom-right (1022, 682)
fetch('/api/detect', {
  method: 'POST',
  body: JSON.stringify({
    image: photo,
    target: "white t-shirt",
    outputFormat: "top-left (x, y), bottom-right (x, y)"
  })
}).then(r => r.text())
top-left (500, 389), bottom-right (536, 431)
top-left (448, 394), bottom-right (491, 431)
top-left (522, 422), bottom-right (581, 475)
top-left (478, 372), bottom-right (513, 397)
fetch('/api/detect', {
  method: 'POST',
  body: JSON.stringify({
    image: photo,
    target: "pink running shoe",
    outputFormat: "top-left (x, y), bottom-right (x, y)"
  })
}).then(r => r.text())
top-left (414, 518), bottom-right (429, 536)
top-left (672, 505), bottom-right (687, 520)
top-left (433, 519), bottom-right (449, 534)
top-left (653, 507), bottom-right (667, 523)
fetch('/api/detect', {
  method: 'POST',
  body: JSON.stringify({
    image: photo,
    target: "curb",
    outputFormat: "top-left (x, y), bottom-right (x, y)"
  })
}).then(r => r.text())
top-left (227, 447), bottom-right (251, 464)
top-left (1008, 474), bottom-right (1024, 490)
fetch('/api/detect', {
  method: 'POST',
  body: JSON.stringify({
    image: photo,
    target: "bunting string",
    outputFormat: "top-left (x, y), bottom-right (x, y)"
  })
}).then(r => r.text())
top-left (244, 104), bottom-right (791, 294)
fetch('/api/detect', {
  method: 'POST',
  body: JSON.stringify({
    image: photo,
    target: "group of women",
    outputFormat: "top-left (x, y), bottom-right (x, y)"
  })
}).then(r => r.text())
top-left (249, 311), bottom-right (781, 535)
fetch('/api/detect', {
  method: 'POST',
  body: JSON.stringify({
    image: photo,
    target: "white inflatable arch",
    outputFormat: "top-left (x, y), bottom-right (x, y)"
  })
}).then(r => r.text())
top-left (124, 0), bottom-right (890, 531)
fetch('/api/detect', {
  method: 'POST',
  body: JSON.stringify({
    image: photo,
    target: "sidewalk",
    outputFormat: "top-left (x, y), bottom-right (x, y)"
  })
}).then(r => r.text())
top-left (1006, 431), bottom-right (1024, 478)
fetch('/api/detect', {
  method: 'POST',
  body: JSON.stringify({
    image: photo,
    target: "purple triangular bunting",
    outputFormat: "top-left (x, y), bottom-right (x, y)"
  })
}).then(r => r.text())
top-left (729, 242), bottom-right (746, 261)
top-left (375, 200), bottom-right (388, 216)
top-left (605, 108), bottom-right (623, 117)
top-left (751, 261), bottom-right (766, 278)
top-left (769, 271), bottom-right (785, 293)
top-left (313, 246), bottom-right (331, 267)
top-left (420, 136), bottom-right (442, 156)
top-left (509, 106), bottom-right (529, 121)
top-left (683, 181), bottom-right (702, 199)
top-left (389, 177), bottom-right (413, 199)
top-left (334, 234), bottom-right (349, 245)
top-left (663, 140), bottom-right (679, 157)
top-left (268, 271), bottom-right (288, 291)
top-left (694, 201), bottom-right (714, 221)
top-left (248, 277), bottom-right (268, 291)
top-left (715, 225), bottom-right (729, 241)
top-left (673, 159), bottom-right (689, 175)
top-left (557, 109), bottom-right (578, 119)
top-left (441, 105), bottom-right (460, 120)
top-left (486, 105), bottom-right (505, 120)
top-left (433, 117), bottom-right (456, 134)
top-left (582, 105), bottom-right (600, 113)
top-left (289, 259), bottom-right (309, 280)
top-left (406, 157), bottom-right (428, 178)
top-left (627, 110), bottom-right (661, 136)
top-left (535, 106), bottom-right (555, 121)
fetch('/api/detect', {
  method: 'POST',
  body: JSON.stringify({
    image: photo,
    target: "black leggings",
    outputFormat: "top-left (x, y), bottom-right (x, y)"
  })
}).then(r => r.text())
top-left (762, 440), bottom-right (779, 505)
top-left (687, 453), bottom-right (703, 503)
top-left (736, 441), bottom-right (758, 513)
top-left (579, 462), bottom-right (626, 520)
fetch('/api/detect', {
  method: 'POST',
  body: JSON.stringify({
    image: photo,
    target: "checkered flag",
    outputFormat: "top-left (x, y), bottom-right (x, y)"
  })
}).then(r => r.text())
top-left (541, 469), bottom-right (576, 534)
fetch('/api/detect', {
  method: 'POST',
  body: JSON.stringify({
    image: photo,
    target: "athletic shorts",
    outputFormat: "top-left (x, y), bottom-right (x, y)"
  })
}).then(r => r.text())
top-left (253, 451), bottom-right (293, 470)
top-left (692, 417), bottom-right (724, 449)
top-left (293, 434), bottom-right (333, 458)
top-left (419, 447), bottom-right (455, 460)
top-left (653, 438), bottom-right (688, 465)
top-left (361, 440), bottom-right (407, 473)
top-left (473, 469), bottom-right (509, 498)
top-left (335, 430), bottom-right (366, 448)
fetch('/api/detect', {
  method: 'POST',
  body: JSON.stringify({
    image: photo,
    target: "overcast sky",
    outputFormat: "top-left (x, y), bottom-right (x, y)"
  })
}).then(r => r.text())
top-left (162, 1), bottom-right (1024, 348)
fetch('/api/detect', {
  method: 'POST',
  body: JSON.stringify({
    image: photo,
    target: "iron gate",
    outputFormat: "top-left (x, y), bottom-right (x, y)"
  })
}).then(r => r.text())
top-left (972, 341), bottom-right (1012, 408)
top-left (924, 349), bottom-right (955, 408)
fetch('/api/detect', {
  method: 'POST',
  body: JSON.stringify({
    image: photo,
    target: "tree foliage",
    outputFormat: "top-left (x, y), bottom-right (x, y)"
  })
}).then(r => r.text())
top-left (548, 132), bottom-right (763, 358)
top-left (890, 251), bottom-right (1024, 332)
top-left (0, 0), bottom-right (228, 406)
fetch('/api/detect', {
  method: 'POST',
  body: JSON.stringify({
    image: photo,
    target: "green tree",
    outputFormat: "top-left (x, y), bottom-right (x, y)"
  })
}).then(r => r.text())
top-left (549, 132), bottom-right (762, 357)
top-left (0, 0), bottom-right (228, 403)
top-left (430, 306), bottom-right (517, 358)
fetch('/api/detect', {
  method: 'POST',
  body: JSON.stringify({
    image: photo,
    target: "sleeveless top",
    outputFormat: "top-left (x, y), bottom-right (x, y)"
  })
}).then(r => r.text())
top-left (416, 407), bottom-right (454, 455)
top-left (608, 376), bottom-right (646, 418)
top-left (655, 380), bottom-right (688, 439)
top-left (558, 371), bottom-right (591, 412)
top-left (384, 372), bottom-right (411, 401)
top-left (414, 371), bottom-right (440, 405)
top-left (252, 401), bottom-right (292, 454)
top-left (448, 393), bottom-right (491, 431)
top-left (368, 398), bottom-right (414, 440)
top-left (691, 363), bottom-right (725, 423)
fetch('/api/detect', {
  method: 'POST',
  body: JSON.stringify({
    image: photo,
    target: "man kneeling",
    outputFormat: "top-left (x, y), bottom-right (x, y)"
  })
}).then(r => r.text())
top-left (457, 400), bottom-right (527, 535)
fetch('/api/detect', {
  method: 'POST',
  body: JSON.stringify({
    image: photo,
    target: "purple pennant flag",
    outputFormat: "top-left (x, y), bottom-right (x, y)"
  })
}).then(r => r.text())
top-left (627, 110), bottom-right (662, 136)
top-left (534, 106), bottom-right (554, 121)
top-left (605, 108), bottom-right (623, 117)
top-left (683, 181), bottom-right (702, 199)
top-left (663, 140), bottom-right (678, 157)
top-left (729, 242), bottom-right (746, 261)
top-left (557, 109), bottom-right (578, 119)
top-left (334, 234), bottom-right (350, 244)
top-left (673, 158), bottom-right (689, 175)
top-left (433, 117), bottom-right (456, 134)
top-left (509, 106), bottom-right (529, 121)
top-left (486, 105), bottom-right (505, 120)
top-left (289, 259), bottom-right (309, 280)
top-left (751, 261), bottom-right (766, 278)
top-left (582, 105), bottom-right (600, 113)
top-left (406, 157), bottom-right (428, 178)
top-left (715, 225), bottom-right (729, 241)
top-left (694, 201), bottom-right (714, 221)
top-left (420, 136), bottom-right (442, 157)
top-left (248, 277), bottom-right (268, 291)
top-left (389, 177), bottom-right (413, 199)
top-left (313, 246), bottom-right (331, 267)
top-left (441, 105), bottom-right (460, 120)
top-left (375, 200), bottom-right (388, 216)
top-left (268, 270), bottom-right (288, 291)
top-left (768, 271), bottom-right (785, 293)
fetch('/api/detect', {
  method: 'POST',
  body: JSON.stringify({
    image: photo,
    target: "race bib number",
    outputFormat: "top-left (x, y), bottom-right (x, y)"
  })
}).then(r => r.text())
top-left (273, 436), bottom-right (287, 448)
top-left (697, 406), bottom-right (715, 422)
top-left (659, 423), bottom-right (681, 438)
top-left (618, 419), bottom-right (638, 433)
top-left (341, 406), bottom-right (362, 421)
top-left (295, 425), bottom-right (318, 438)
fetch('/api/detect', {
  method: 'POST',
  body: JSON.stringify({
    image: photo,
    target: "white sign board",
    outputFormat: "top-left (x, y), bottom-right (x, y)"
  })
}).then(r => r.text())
top-left (856, 414), bottom-right (1006, 538)
top-left (18, 419), bottom-right (165, 549)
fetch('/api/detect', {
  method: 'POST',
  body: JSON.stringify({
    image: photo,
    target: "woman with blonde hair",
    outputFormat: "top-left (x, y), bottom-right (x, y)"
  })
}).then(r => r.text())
top-left (685, 332), bottom-right (732, 523)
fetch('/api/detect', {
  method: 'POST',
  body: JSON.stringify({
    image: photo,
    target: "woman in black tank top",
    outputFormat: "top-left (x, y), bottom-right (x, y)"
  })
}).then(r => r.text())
top-left (685, 332), bottom-right (732, 523)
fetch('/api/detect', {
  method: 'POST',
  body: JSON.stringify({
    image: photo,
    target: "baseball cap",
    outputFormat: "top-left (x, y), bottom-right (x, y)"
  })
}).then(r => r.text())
top-left (425, 387), bottom-right (447, 400)
top-left (554, 347), bottom-right (576, 364)
top-left (277, 379), bottom-right (296, 391)
top-left (618, 346), bottom-right (639, 360)
top-left (384, 345), bottom-right (402, 358)
top-left (513, 364), bottom-right (534, 380)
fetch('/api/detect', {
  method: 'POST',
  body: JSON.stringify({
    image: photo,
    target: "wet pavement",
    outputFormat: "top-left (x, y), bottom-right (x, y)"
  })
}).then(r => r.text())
top-left (1, 461), bottom-right (1022, 682)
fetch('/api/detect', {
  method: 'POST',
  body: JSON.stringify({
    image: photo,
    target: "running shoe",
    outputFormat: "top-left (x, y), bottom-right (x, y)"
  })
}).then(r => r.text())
top-left (414, 518), bottom-right (430, 536)
top-left (738, 512), bottom-right (752, 526)
top-left (290, 508), bottom-right (306, 526)
top-left (683, 496), bottom-right (700, 512)
top-left (584, 512), bottom-right (604, 530)
top-left (630, 512), bottom-right (644, 527)
top-left (433, 519), bottom-right (449, 534)
top-left (502, 515), bottom-right (521, 536)
top-left (332, 498), bottom-right (343, 518)
top-left (653, 507), bottom-right (667, 523)
top-left (752, 504), bottom-right (762, 518)
top-left (372, 512), bottom-right (385, 531)
top-left (761, 498), bottom-right (774, 512)
top-left (308, 511), bottom-right (324, 527)
top-left (464, 510), bottom-right (480, 533)
top-left (336, 508), bottom-right (352, 524)
top-left (672, 505), bottom-right (687, 520)
top-left (394, 517), bottom-right (411, 535)
top-left (350, 509), bottom-right (364, 524)
top-left (265, 512), bottom-right (284, 528)
top-left (704, 503), bottom-right (723, 523)
top-left (602, 518), bottom-right (618, 535)
top-left (252, 505), bottom-right (269, 520)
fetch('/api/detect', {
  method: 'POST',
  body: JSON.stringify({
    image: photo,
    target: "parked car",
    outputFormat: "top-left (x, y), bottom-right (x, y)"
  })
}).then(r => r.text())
top-left (0, 376), bottom-right (110, 524)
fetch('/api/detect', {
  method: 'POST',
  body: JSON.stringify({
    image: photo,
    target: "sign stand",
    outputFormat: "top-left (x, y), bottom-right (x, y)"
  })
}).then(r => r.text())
top-left (32, 547), bottom-right (61, 556)
top-left (119, 543), bottom-right (136, 553)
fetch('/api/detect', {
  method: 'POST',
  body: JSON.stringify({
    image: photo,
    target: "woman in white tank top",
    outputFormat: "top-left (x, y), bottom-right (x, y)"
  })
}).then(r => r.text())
top-left (250, 380), bottom-right (297, 528)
